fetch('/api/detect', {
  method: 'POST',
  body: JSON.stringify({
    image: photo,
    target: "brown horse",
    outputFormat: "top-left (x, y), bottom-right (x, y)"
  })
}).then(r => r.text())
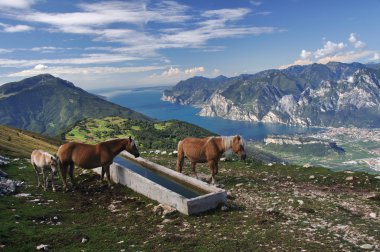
top-left (176, 135), bottom-right (246, 184)
top-left (31, 150), bottom-right (59, 192)
top-left (57, 137), bottom-right (139, 190)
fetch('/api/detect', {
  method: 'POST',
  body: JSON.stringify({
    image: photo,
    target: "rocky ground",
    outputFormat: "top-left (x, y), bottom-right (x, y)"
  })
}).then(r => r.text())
top-left (0, 155), bottom-right (380, 251)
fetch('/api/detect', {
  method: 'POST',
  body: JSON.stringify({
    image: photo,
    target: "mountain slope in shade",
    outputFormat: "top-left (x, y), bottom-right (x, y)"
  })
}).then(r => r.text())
top-left (163, 62), bottom-right (380, 128)
top-left (0, 74), bottom-right (151, 136)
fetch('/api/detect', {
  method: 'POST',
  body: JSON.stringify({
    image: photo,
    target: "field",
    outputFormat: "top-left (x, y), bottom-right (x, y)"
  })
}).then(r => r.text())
top-left (1, 153), bottom-right (380, 251)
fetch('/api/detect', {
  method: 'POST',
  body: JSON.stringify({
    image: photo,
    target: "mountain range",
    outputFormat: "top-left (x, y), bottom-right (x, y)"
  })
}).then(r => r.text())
top-left (162, 62), bottom-right (380, 128)
top-left (0, 74), bottom-right (150, 136)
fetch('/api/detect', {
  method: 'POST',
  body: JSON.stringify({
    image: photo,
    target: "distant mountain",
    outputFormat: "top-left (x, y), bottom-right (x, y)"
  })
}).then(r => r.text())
top-left (162, 62), bottom-right (380, 128)
top-left (0, 74), bottom-right (151, 136)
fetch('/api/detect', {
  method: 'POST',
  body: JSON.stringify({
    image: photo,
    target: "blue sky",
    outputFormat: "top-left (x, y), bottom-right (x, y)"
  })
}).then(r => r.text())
top-left (0, 0), bottom-right (379, 90)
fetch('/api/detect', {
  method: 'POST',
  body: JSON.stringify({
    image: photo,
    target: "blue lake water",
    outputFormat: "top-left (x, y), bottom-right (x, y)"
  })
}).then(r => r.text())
top-left (96, 86), bottom-right (321, 141)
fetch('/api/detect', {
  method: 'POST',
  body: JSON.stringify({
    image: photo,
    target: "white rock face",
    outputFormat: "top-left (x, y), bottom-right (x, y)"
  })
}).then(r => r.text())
top-left (198, 92), bottom-right (259, 122)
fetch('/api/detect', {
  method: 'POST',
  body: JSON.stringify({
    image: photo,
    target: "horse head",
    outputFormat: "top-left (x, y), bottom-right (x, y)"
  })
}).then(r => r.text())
top-left (126, 136), bottom-right (140, 158)
top-left (231, 135), bottom-right (246, 161)
top-left (50, 154), bottom-right (59, 174)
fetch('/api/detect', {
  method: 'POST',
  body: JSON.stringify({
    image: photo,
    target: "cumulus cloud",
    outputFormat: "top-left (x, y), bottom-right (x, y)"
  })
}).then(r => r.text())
top-left (314, 41), bottom-right (346, 59)
top-left (161, 67), bottom-right (181, 77)
top-left (348, 33), bottom-right (366, 49)
top-left (34, 64), bottom-right (48, 70)
top-left (371, 52), bottom-right (380, 61)
top-left (280, 33), bottom-right (375, 69)
top-left (0, 23), bottom-right (34, 32)
top-left (185, 66), bottom-right (205, 75)
top-left (300, 49), bottom-right (312, 60)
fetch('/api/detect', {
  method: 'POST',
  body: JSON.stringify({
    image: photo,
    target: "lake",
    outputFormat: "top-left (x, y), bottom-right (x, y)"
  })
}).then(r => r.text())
top-left (95, 86), bottom-right (321, 141)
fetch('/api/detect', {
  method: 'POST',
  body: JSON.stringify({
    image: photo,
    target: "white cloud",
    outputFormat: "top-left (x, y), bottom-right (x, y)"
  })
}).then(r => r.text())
top-left (34, 64), bottom-right (48, 70)
top-left (8, 65), bottom-right (164, 77)
top-left (249, 1), bottom-right (262, 6)
top-left (280, 33), bottom-right (376, 69)
top-left (0, 0), bottom-right (35, 9)
top-left (300, 49), bottom-right (312, 60)
top-left (185, 66), bottom-right (205, 75)
top-left (212, 68), bottom-right (221, 76)
top-left (0, 23), bottom-right (34, 32)
top-left (372, 52), bottom-right (380, 61)
top-left (161, 67), bottom-right (181, 77)
top-left (0, 48), bottom-right (12, 53)
top-left (314, 41), bottom-right (346, 59)
top-left (348, 33), bottom-right (366, 49)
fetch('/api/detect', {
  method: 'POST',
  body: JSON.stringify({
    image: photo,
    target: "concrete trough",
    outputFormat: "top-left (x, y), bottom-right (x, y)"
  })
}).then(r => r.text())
top-left (93, 151), bottom-right (227, 215)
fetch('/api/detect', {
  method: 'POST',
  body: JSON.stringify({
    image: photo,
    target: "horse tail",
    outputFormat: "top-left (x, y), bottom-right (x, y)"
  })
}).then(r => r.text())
top-left (176, 140), bottom-right (185, 173)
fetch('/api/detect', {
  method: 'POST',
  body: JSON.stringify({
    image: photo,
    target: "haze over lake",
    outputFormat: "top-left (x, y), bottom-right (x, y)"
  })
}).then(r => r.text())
top-left (95, 87), bottom-right (321, 141)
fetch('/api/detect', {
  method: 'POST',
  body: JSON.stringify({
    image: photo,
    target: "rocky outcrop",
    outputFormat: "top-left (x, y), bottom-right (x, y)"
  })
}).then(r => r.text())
top-left (163, 62), bottom-right (380, 128)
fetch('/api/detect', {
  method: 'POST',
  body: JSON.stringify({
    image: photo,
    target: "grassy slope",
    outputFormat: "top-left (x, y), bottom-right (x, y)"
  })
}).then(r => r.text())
top-left (63, 116), bottom-right (215, 150)
top-left (0, 125), bottom-right (62, 157)
top-left (1, 154), bottom-right (380, 251)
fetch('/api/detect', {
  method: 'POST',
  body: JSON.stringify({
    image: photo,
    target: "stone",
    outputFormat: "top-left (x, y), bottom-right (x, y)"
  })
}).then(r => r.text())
top-left (235, 183), bottom-right (243, 187)
top-left (374, 176), bottom-right (380, 180)
top-left (153, 204), bottom-right (176, 217)
top-left (81, 237), bottom-right (88, 244)
top-left (36, 244), bottom-right (49, 251)
top-left (297, 200), bottom-right (304, 205)
top-left (345, 176), bottom-right (354, 181)
top-left (221, 205), bottom-right (229, 212)
top-left (309, 175), bottom-right (315, 180)
top-left (303, 163), bottom-right (312, 168)
top-left (369, 212), bottom-right (377, 219)
top-left (360, 244), bottom-right (373, 250)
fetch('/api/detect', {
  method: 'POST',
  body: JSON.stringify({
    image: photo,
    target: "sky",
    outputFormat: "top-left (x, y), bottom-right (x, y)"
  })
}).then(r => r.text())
top-left (0, 0), bottom-right (379, 90)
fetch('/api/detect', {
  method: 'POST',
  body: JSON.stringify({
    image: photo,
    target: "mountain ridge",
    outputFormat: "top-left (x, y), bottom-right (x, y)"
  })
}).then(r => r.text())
top-left (162, 62), bottom-right (380, 128)
top-left (0, 74), bottom-right (151, 136)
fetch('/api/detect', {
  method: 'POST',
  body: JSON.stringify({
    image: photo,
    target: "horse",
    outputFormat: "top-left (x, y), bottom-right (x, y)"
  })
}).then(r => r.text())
top-left (57, 137), bottom-right (139, 191)
top-left (31, 150), bottom-right (59, 192)
top-left (176, 135), bottom-right (246, 184)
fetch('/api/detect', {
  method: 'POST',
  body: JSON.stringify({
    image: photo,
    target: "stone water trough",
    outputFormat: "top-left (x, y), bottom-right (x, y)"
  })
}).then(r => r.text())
top-left (93, 151), bottom-right (227, 215)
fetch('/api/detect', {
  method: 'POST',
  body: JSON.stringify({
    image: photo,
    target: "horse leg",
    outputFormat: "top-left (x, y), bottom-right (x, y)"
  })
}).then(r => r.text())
top-left (190, 162), bottom-right (198, 179)
top-left (60, 164), bottom-right (68, 192)
top-left (207, 160), bottom-right (217, 184)
top-left (41, 168), bottom-right (47, 191)
top-left (104, 165), bottom-right (112, 187)
top-left (69, 162), bottom-right (76, 188)
top-left (32, 164), bottom-right (41, 188)
top-left (176, 149), bottom-right (185, 173)
top-left (51, 170), bottom-right (56, 192)
top-left (101, 167), bottom-right (106, 182)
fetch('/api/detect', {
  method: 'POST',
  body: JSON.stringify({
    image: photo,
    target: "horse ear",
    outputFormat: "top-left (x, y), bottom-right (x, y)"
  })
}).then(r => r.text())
top-left (129, 136), bottom-right (132, 140)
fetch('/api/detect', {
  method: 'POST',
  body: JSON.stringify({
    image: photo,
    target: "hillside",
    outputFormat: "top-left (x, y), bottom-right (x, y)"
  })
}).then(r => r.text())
top-left (0, 74), bottom-right (151, 136)
top-left (1, 148), bottom-right (380, 251)
top-left (163, 62), bottom-right (380, 128)
top-left (63, 116), bottom-right (215, 150)
top-left (0, 124), bottom-right (61, 157)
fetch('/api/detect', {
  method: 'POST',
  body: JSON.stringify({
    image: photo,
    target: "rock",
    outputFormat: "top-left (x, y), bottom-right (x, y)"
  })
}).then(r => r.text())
top-left (36, 244), bottom-right (49, 251)
top-left (221, 205), bottom-right (229, 212)
top-left (345, 176), bottom-right (354, 181)
top-left (161, 151), bottom-right (167, 155)
top-left (267, 163), bottom-right (273, 166)
top-left (153, 204), bottom-right (176, 217)
top-left (369, 212), bottom-right (377, 219)
top-left (226, 191), bottom-right (235, 199)
top-left (162, 219), bottom-right (172, 224)
top-left (235, 183), bottom-right (243, 187)
top-left (309, 175), bottom-right (315, 180)
top-left (374, 176), bottom-right (380, 180)
top-left (81, 237), bottom-right (88, 244)
top-left (360, 244), bottom-right (373, 250)
top-left (303, 163), bottom-right (312, 168)
top-left (0, 177), bottom-right (17, 195)
top-left (297, 200), bottom-right (304, 205)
